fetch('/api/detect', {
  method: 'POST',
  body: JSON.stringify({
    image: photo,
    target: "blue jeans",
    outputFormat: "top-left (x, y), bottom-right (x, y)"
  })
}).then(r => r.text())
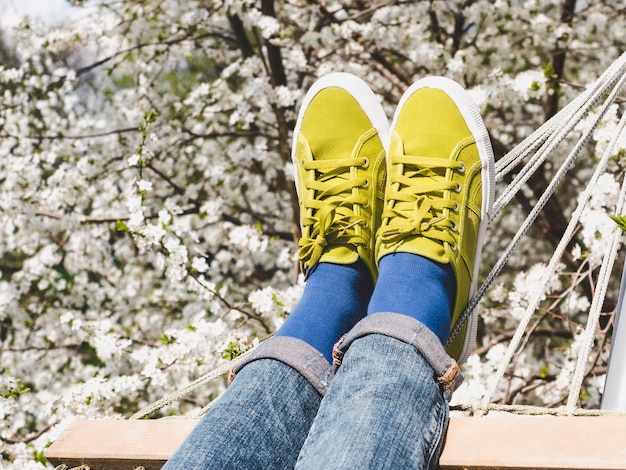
top-left (164, 313), bottom-right (461, 469)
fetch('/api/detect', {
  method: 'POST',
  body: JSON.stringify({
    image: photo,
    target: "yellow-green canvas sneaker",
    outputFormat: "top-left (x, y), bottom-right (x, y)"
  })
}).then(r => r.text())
top-left (376, 77), bottom-right (495, 363)
top-left (293, 73), bottom-right (388, 280)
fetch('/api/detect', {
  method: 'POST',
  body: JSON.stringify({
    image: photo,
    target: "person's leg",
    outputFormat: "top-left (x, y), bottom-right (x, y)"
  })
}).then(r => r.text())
top-left (372, 76), bottom-right (495, 364)
top-left (367, 252), bottom-right (455, 343)
top-left (296, 328), bottom-right (454, 470)
top-left (275, 71), bottom-right (388, 362)
top-left (164, 72), bottom-right (388, 469)
top-left (163, 355), bottom-right (325, 470)
top-left (275, 260), bottom-right (372, 363)
top-left (295, 76), bottom-right (495, 469)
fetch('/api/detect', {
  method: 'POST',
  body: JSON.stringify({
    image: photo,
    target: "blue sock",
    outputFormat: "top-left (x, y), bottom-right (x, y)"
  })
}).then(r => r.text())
top-left (367, 253), bottom-right (456, 344)
top-left (276, 261), bottom-right (373, 363)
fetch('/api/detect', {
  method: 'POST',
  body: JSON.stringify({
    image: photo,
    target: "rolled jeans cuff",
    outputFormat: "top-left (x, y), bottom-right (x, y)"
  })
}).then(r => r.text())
top-left (332, 312), bottom-right (464, 400)
top-left (229, 336), bottom-right (334, 396)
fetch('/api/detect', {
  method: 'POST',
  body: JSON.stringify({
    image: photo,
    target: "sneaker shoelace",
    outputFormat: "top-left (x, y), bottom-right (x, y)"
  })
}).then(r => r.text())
top-left (298, 156), bottom-right (371, 270)
top-left (379, 153), bottom-right (465, 257)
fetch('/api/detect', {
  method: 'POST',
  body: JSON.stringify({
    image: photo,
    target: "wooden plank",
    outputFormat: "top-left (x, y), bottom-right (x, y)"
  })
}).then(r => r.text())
top-left (441, 416), bottom-right (626, 470)
top-left (45, 418), bottom-right (200, 470)
top-left (46, 416), bottom-right (626, 470)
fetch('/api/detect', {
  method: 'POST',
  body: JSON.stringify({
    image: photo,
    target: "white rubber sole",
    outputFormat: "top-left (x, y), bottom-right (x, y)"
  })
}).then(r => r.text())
top-left (390, 76), bottom-right (495, 364)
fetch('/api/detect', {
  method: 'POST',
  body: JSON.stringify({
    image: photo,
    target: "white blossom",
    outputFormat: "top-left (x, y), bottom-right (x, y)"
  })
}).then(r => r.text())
top-left (128, 153), bottom-right (141, 166)
top-left (192, 256), bottom-right (209, 273)
top-left (511, 70), bottom-right (546, 101)
top-left (249, 286), bottom-right (277, 315)
top-left (228, 225), bottom-right (269, 253)
top-left (136, 179), bottom-right (153, 192)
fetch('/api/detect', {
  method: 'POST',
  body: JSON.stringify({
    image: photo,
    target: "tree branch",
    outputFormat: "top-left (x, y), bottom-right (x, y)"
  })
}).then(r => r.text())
top-left (75, 30), bottom-right (230, 77)
top-left (261, 0), bottom-right (287, 88)
top-left (227, 14), bottom-right (254, 58)
top-left (0, 127), bottom-right (138, 141)
top-left (0, 421), bottom-right (59, 445)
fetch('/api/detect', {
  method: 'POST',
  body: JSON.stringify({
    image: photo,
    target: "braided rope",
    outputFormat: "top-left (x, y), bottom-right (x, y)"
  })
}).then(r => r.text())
top-left (452, 402), bottom-right (626, 417)
top-left (448, 51), bottom-right (626, 346)
top-left (130, 346), bottom-right (258, 420)
top-left (565, 110), bottom-right (626, 413)
top-left (494, 50), bottom-right (626, 181)
top-left (476, 70), bottom-right (626, 413)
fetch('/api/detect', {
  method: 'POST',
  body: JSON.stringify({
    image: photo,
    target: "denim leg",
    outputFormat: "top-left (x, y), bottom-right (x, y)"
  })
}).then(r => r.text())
top-left (163, 358), bottom-right (322, 470)
top-left (295, 333), bottom-right (450, 470)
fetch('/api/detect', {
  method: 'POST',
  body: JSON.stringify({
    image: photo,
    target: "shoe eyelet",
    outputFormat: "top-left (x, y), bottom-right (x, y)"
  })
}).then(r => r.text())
top-left (451, 222), bottom-right (457, 232)
top-left (457, 162), bottom-right (465, 174)
top-left (454, 182), bottom-right (462, 193)
top-left (450, 243), bottom-right (457, 251)
top-left (362, 157), bottom-right (370, 169)
top-left (453, 201), bottom-right (460, 212)
top-left (363, 178), bottom-right (370, 188)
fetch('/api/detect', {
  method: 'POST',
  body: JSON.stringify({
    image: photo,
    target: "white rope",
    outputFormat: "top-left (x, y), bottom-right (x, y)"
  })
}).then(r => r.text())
top-left (453, 402), bottom-right (626, 417)
top-left (449, 53), bottom-right (626, 345)
top-left (565, 111), bottom-right (626, 413)
top-left (493, 92), bottom-right (583, 187)
top-left (55, 466), bottom-right (146, 470)
top-left (130, 345), bottom-right (258, 420)
top-left (494, 50), bottom-right (626, 182)
top-left (54, 466), bottom-right (93, 470)
top-left (493, 51), bottom-right (626, 218)
top-left (476, 70), bottom-right (626, 414)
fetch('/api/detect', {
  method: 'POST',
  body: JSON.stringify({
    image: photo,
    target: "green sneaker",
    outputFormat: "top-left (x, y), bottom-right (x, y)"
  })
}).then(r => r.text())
top-left (376, 77), bottom-right (495, 363)
top-left (293, 73), bottom-right (388, 280)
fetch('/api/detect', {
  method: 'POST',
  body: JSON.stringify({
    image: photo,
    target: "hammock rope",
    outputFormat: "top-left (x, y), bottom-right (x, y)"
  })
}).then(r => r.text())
top-left (130, 346), bottom-right (257, 420)
top-left (476, 64), bottom-right (626, 413)
top-left (494, 50), bottom-right (626, 184)
top-left (453, 402), bottom-right (626, 417)
top-left (132, 50), bottom-right (626, 420)
top-left (565, 111), bottom-right (626, 414)
top-left (449, 50), bottom-right (626, 348)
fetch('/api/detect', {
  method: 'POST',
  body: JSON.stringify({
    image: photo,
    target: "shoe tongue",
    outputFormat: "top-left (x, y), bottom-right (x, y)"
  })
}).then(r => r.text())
top-left (299, 88), bottom-right (380, 275)
top-left (399, 236), bottom-right (449, 264)
top-left (319, 245), bottom-right (359, 265)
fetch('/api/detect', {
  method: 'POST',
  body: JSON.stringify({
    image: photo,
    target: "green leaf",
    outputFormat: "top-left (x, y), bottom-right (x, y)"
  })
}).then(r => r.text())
top-left (609, 214), bottom-right (626, 232)
top-left (33, 450), bottom-right (48, 465)
top-left (144, 111), bottom-right (159, 124)
top-left (222, 341), bottom-right (243, 360)
top-left (543, 63), bottom-right (555, 79)
top-left (159, 332), bottom-right (175, 345)
top-left (1, 385), bottom-right (30, 400)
